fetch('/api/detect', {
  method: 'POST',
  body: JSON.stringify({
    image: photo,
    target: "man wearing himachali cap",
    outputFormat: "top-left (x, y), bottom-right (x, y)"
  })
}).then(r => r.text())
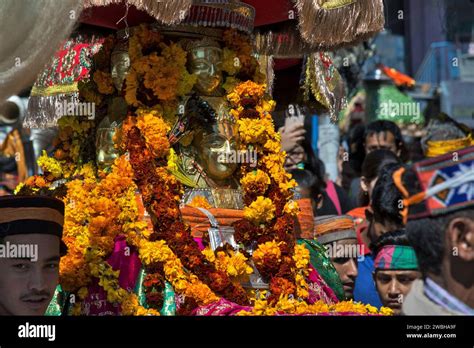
top-left (393, 146), bottom-right (474, 315)
top-left (314, 215), bottom-right (359, 300)
top-left (0, 195), bottom-right (65, 315)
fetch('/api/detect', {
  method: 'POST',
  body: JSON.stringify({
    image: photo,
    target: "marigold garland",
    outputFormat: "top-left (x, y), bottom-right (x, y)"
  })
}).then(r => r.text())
top-left (24, 117), bottom-right (156, 316)
top-left (237, 297), bottom-right (394, 316)
top-left (228, 80), bottom-right (300, 302)
top-left (243, 196), bottom-right (276, 225)
top-left (124, 26), bottom-right (196, 108)
top-left (58, 155), bottom-right (156, 315)
top-left (120, 109), bottom-right (249, 307)
top-left (202, 247), bottom-right (253, 281)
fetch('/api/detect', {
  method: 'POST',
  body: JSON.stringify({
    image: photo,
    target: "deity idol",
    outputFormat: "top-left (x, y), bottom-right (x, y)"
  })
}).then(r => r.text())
top-left (75, 3), bottom-right (342, 313)
top-left (169, 37), bottom-right (246, 210)
top-left (95, 39), bottom-right (129, 171)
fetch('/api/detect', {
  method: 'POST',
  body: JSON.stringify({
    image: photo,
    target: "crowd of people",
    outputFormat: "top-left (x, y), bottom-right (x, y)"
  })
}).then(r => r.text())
top-left (280, 112), bottom-right (474, 315)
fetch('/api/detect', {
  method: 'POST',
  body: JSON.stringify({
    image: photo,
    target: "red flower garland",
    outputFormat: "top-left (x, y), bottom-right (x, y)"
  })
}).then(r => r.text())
top-left (123, 124), bottom-right (249, 307)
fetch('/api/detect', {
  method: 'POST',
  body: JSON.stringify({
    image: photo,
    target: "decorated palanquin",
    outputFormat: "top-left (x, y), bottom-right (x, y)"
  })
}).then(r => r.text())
top-left (18, 0), bottom-right (391, 316)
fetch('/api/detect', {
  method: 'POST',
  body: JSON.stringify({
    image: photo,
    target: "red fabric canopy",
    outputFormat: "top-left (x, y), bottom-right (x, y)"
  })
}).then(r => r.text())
top-left (79, 0), bottom-right (294, 28)
top-left (79, 1), bottom-right (300, 70)
top-left (245, 0), bottom-right (294, 26)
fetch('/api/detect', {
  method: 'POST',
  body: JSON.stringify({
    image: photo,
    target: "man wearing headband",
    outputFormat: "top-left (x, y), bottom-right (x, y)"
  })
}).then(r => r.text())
top-left (0, 195), bottom-right (65, 315)
top-left (393, 146), bottom-right (474, 315)
top-left (371, 230), bottom-right (421, 315)
top-left (354, 164), bottom-right (405, 308)
top-left (314, 215), bottom-right (359, 300)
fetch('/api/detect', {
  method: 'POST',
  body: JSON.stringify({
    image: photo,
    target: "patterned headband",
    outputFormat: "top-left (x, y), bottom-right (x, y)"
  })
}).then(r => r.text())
top-left (374, 245), bottom-right (419, 270)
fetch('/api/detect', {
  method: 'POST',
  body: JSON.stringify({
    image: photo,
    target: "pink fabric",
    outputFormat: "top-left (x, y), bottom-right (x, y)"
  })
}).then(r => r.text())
top-left (374, 245), bottom-right (395, 269)
top-left (192, 265), bottom-right (339, 316)
top-left (326, 180), bottom-right (342, 215)
top-left (192, 298), bottom-right (251, 316)
top-left (193, 237), bottom-right (205, 251)
top-left (81, 235), bottom-right (142, 315)
top-left (307, 264), bottom-right (338, 304)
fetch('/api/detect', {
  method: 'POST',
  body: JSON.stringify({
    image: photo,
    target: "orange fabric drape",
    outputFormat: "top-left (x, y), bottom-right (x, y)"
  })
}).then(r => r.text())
top-left (181, 198), bottom-right (315, 239)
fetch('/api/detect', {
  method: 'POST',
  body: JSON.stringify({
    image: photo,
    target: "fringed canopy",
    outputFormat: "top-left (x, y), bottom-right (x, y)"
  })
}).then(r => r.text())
top-left (81, 0), bottom-right (385, 52)
top-left (23, 36), bottom-right (104, 128)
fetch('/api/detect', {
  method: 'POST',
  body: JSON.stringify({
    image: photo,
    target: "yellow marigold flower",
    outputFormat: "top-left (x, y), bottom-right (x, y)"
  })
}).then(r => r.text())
top-left (256, 99), bottom-right (276, 114)
top-left (380, 306), bottom-right (394, 316)
top-left (124, 69), bottom-right (140, 107)
top-left (121, 293), bottom-right (140, 315)
top-left (185, 282), bottom-right (219, 305)
top-left (295, 282), bottom-right (309, 299)
top-left (128, 35), bottom-right (142, 62)
top-left (240, 170), bottom-right (270, 195)
top-left (37, 150), bottom-right (63, 179)
top-left (262, 153), bottom-right (286, 178)
top-left (237, 118), bottom-right (273, 145)
top-left (243, 196), bottom-right (275, 225)
top-left (13, 182), bottom-right (25, 194)
top-left (307, 301), bottom-right (330, 314)
top-left (365, 304), bottom-right (379, 314)
top-left (293, 243), bottom-right (310, 270)
top-left (136, 110), bottom-right (170, 158)
top-left (284, 200), bottom-right (300, 217)
top-left (253, 240), bottom-right (282, 265)
top-left (161, 43), bottom-right (187, 67)
top-left (280, 178), bottom-right (297, 193)
top-left (226, 251), bottom-right (253, 277)
top-left (229, 105), bottom-right (243, 120)
top-left (201, 247), bottom-right (216, 263)
top-left (263, 139), bottom-right (281, 153)
top-left (71, 303), bottom-right (82, 316)
top-left (227, 90), bottom-right (240, 107)
top-left (237, 299), bottom-right (277, 316)
top-left (227, 81), bottom-right (266, 107)
top-left (275, 295), bottom-right (297, 313)
top-left (177, 70), bottom-right (197, 96)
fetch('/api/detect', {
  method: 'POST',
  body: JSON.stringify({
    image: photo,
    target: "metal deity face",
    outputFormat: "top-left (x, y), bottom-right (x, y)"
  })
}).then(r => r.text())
top-left (188, 43), bottom-right (223, 96)
top-left (196, 116), bottom-right (238, 181)
top-left (110, 42), bottom-right (130, 91)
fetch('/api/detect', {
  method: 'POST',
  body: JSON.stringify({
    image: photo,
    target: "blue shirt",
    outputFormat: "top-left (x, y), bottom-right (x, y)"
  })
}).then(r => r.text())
top-left (354, 253), bottom-right (382, 308)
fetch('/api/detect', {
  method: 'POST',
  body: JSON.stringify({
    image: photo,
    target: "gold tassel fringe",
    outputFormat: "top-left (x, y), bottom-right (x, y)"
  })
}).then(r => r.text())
top-left (84, 0), bottom-right (193, 25)
top-left (294, 0), bottom-right (385, 50)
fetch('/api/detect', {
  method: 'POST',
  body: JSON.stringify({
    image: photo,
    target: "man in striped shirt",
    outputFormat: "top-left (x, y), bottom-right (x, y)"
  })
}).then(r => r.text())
top-left (393, 147), bottom-right (474, 315)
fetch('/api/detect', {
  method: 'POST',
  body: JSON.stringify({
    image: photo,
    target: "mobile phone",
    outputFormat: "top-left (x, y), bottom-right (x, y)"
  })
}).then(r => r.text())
top-left (284, 104), bottom-right (305, 128)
